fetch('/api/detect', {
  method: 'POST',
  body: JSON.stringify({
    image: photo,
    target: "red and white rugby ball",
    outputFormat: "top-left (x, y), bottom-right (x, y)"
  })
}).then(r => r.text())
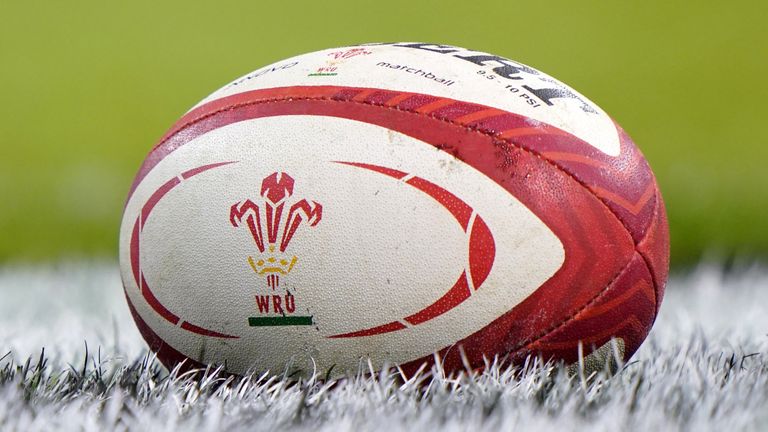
top-left (119, 43), bottom-right (669, 376)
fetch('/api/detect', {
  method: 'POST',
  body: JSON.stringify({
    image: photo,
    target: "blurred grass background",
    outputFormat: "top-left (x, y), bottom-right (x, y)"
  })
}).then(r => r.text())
top-left (0, 1), bottom-right (765, 267)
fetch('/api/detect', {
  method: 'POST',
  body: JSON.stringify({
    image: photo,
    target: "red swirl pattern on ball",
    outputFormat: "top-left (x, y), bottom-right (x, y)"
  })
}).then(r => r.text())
top-left (325, 161), bottom-right (497, 337)
top-left (125, 85), bottom-right (669, 374)
top-left (129, 161), bottom-right (239, 340)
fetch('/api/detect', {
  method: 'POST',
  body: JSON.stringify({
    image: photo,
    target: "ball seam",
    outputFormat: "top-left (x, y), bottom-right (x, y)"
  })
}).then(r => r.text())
top-left (516, 250), bottom-right (648, 357)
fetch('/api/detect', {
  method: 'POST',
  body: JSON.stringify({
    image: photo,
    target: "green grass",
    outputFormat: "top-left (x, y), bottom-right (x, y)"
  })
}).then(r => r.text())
top-left (1, 1), bottom-right (766, 266)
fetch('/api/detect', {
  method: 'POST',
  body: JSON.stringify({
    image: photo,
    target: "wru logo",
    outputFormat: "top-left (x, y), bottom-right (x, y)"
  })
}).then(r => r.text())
top-left (229, 172), bottom-right (322, 327)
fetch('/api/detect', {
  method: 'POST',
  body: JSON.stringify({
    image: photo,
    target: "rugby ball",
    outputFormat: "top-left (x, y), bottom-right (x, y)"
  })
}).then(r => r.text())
top-left (119, 43), bottom-right (669, 376)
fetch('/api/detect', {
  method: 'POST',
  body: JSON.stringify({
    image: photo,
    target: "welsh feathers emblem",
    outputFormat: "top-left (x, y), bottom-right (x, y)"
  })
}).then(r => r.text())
top-left (230, 172), bottom-right (322, 289)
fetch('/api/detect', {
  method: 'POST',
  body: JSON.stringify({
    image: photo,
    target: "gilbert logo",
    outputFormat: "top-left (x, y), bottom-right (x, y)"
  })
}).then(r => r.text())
top-left (230, 172), bottom-right (322, 327)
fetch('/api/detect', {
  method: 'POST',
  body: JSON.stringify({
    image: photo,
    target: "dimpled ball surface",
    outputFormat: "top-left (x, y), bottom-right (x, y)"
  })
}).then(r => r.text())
top-left (119, 43), bottom-right (669, 376)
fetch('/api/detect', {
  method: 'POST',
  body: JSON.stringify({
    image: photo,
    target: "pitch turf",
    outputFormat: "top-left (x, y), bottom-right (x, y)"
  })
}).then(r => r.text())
top-left (1, 262), bottom-right (767, 430)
